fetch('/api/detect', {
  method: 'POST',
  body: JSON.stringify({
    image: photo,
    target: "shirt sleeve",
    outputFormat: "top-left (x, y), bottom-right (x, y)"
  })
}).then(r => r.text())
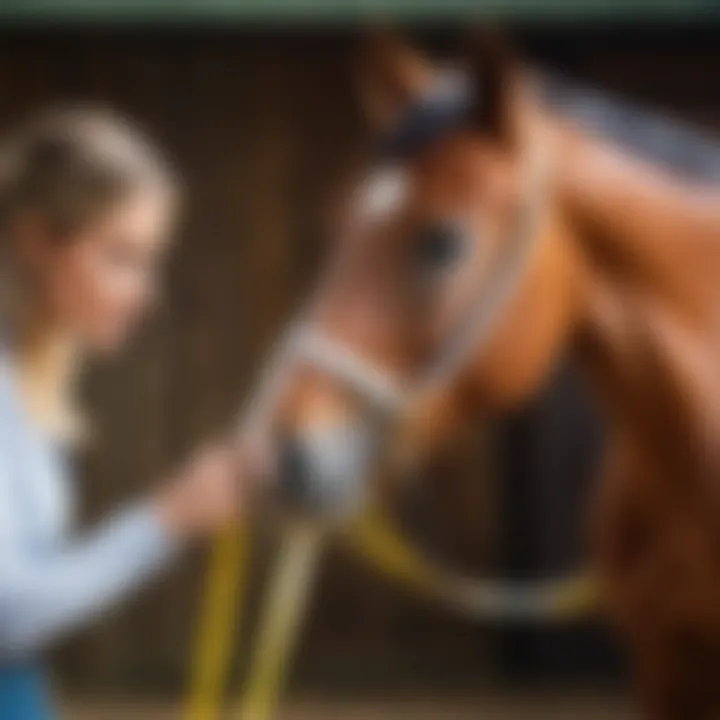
top-left (0, 461), bottom-right (179, 660)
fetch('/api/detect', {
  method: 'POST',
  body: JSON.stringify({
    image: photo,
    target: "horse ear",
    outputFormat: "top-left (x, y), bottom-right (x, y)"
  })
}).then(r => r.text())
top-left (357, 29), bottom-right (437, 133)
top-left (465, 29), bottom-right (525, 148)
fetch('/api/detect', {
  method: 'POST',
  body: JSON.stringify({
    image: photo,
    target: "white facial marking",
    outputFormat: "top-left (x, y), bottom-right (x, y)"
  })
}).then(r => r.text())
top-left (356, 166), bottom-right (408, 221)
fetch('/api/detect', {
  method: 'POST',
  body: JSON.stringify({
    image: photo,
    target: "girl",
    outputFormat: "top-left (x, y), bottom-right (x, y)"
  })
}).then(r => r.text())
top-left (0, 108), bottom-right (255, 718)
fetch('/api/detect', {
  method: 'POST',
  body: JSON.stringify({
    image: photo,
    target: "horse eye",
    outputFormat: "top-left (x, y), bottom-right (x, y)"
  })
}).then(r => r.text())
top-left (415, 221), bottom-right (465, 272)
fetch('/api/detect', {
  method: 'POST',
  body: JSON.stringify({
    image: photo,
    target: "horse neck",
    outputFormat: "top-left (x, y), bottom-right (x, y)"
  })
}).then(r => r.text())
top-left (555, 123), bottom-right (720, 473)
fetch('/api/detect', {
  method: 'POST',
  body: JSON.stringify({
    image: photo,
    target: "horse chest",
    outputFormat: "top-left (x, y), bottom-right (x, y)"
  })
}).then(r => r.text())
top-left (595, 446), bottom-right (720, 641)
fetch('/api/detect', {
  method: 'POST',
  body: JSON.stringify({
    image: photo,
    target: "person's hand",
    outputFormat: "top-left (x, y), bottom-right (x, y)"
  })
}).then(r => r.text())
top-left (153, 440), bottom-right (262, 540)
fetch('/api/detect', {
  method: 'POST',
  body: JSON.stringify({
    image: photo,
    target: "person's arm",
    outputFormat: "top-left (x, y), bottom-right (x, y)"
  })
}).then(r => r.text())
top-left (0, 478), bottom-right (177, 659)
top-left (0, 442), bottom-right (247, 661)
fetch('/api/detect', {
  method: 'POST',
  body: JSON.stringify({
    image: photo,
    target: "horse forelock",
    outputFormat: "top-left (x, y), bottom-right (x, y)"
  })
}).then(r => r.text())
top-left (378, 59), bottom-right (720, 186)
top-left (378, 68), bottom-right (473, 162)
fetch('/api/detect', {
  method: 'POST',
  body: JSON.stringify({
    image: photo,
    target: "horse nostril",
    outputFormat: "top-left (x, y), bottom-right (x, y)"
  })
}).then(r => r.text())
top-left (276, 424), bottom-right (373, 520)
top-left (278, 433), bottom-right (314, 512)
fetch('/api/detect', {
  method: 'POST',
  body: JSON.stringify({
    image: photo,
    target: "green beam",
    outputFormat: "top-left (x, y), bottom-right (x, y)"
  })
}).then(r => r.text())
top-left (0, 0), bottom-right (716, 23)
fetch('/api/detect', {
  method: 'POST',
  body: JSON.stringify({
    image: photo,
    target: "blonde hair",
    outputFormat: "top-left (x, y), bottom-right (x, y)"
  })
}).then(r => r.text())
top-left (0, 107), bottom-right (176, 238)
top-left (0, 107), bottom-right (177, 439)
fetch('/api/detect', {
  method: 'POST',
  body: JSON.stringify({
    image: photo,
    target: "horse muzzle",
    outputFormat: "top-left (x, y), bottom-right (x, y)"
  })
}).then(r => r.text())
top-left (277, 420), bottom-right (379, 522)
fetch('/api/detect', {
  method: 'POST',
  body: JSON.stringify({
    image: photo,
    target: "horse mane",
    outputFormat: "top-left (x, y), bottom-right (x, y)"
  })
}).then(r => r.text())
top-left (380, 64), bottom-right (720, 185)
top-left (536, 70), bottom-right (720, 184)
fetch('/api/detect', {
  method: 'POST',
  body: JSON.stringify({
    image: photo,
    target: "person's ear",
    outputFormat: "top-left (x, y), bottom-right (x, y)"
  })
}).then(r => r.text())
top-left (357, 29), bottom-right (437, 134)
top-left (13, 211), bottom-right (59, 275)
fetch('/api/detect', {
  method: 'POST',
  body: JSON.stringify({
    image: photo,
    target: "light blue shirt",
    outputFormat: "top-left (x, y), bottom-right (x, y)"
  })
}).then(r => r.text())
top-left (0, 355), bottom-right (177, 662)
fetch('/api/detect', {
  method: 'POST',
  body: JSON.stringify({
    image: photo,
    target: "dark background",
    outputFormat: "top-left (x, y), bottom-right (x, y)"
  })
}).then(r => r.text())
top-left (0, 25), bottom-right (717, 699)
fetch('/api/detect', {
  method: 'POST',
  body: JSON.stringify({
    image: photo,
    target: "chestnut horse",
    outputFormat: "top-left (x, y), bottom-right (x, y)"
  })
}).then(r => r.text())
top-left (262, 34), bottom-right (720, 719)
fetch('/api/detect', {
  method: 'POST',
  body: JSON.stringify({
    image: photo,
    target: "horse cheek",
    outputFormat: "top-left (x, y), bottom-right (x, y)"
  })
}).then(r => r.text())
top-left (469, 236), bottom-right (578, 409)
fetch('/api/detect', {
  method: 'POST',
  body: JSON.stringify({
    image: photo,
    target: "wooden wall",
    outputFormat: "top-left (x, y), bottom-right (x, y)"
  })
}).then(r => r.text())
top-left (0, 27), bottom-right (717, 696)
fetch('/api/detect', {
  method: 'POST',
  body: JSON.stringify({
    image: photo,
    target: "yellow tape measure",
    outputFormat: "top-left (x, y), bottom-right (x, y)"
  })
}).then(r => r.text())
top-left (186, 523), bottom-right (323, 720)
top-left (186, 524), bottom-right (250, 720)
top-left (186, 511), bottom-right (596, 720)
top-left (237, 526), bottom-right (322, 720)
top-left (348, 509), bottom-right (598, 622)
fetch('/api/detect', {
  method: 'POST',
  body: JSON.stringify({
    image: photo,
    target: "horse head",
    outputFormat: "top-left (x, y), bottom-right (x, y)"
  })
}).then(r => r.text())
top-left (264, 31), bottom-right (583, 520)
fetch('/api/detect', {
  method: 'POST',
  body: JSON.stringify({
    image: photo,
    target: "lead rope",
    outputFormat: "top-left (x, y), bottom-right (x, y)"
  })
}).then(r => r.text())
top-left (186, 507), bottom-right (597, 720)
top-left (235, 525), bottom-right (323, 720)
top-left (185, 322), bottom-right (311, 720)
top-left (187, 521), bottom-right (324, 720)
top-left (347, 508), bottom-right (598, 623)
top-left (186, 484), bottom-right (598, 720)
top-left (185, 524), bottom-right (251, 720)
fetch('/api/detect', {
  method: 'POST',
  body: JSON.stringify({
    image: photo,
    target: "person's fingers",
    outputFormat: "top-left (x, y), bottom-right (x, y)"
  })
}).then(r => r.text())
top-left (236, 430), bottom-right (277, 486)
